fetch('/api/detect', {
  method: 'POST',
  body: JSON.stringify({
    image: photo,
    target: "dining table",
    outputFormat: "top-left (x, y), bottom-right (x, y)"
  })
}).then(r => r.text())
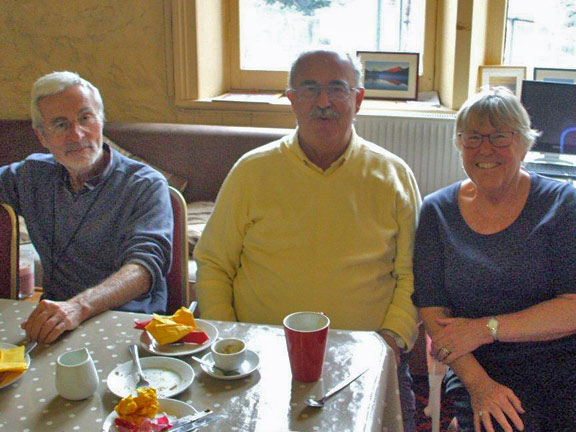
top-left (0, 299), bottom-right (403, 432)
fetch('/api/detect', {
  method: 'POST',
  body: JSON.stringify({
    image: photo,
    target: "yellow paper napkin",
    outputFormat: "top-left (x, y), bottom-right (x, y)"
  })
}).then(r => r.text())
top-left (0, 346), bottom-right (28, 373)
top-left (114, 387), bottom-right (159, 424)
top-left (145, 307), bottom-right (197, 345)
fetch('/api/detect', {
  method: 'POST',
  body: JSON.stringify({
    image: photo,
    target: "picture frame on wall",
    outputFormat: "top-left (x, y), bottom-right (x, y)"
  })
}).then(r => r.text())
top-left (479, 66), bottom-right (526, 96)
top-left (356, 51), bottom-right (419, 100)
top-left (533, 67), bottom-right (576, 84)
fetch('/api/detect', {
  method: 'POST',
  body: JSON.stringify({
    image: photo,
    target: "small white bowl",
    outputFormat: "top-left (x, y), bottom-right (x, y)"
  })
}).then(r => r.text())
top-left (211, 338), bottom-right (246, 371)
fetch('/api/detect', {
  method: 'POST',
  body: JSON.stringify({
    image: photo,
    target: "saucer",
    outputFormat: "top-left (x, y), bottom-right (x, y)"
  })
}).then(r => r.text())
top-left (0, 343), bottom-right (31, 389)
top-left (140, 319), bottom-right (218, 357)
top-left (107, 356), bottom-right (194, 398)
top-left (102, 398), bottom-right (197, 432)
top-left (199, 350), bottom-right (260, 380)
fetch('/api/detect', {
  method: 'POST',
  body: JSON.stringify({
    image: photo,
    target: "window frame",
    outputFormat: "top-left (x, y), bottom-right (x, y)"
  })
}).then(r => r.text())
top-left (170, 0), bottom-right (510, 113)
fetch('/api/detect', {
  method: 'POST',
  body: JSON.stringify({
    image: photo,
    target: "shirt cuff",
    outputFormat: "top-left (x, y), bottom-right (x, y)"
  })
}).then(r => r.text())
top-left (377, 329), bottom-right (407, 351)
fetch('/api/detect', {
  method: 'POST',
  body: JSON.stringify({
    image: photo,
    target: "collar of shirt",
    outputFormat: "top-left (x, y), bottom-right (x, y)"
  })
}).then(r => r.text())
top-left (59, 143), bottom-right (113, 194)
top-left (288, 127), bottom-right (359, 175)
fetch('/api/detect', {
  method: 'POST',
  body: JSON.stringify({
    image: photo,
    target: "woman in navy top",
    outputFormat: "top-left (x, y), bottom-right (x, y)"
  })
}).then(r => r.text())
top-left (413, 87), bottom-right (576, 432)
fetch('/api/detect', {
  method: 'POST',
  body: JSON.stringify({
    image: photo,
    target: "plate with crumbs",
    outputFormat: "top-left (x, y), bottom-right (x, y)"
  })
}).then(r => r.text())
top-left (107, 356), bottom-right (194, 398)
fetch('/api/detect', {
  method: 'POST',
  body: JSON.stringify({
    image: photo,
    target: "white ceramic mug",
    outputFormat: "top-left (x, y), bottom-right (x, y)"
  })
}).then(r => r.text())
top-left (55, 348), bottom-right (99, 400)
top-left (211, 338), bottom-right (246, 371)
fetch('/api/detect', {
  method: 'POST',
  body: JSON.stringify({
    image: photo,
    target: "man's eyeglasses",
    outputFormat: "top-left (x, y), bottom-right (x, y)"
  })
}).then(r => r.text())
top-left (288, 84), bottom-right (358, 101)
top-left (458, 131), bottom-right (517, 149)
top-left (44, 112), bottom-right (100, 138)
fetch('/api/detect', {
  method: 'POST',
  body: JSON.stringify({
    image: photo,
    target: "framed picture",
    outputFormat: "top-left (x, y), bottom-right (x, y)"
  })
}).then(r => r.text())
top-left (479, 66), bottom-right (526, 96)
top-left (533, 67), bottom-right (576, 84)
top-left (357, 51), bottom-right (419, 100)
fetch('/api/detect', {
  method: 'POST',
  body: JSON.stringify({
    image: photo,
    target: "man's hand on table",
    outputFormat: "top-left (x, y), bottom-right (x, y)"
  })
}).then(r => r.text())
top-left (21, 299), bottom-right (85, 344)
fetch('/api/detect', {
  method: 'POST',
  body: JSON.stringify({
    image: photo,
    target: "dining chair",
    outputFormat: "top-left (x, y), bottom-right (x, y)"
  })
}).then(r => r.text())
top-left (166, 186), bottom-right (190, 315)
top-left (425, 333), bottom-right (449, 432)
top-left (0, 203), bottom-right (19, 299)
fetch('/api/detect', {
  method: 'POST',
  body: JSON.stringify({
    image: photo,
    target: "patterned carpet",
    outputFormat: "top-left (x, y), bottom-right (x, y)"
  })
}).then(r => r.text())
top-left (414, 375), bottom-right (456, 431)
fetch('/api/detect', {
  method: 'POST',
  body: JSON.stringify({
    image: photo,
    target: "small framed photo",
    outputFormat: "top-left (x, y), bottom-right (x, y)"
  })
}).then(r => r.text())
top-left (357, 51), bottom-right (419, 100)
top-left (533, 67), bottom-right (576, 84)
top-left (479, 66), bottom-right (526, 96)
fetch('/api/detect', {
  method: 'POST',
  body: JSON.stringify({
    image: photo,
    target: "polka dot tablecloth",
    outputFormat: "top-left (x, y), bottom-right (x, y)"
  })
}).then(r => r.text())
top-left (0, 299), bottom-right (403, 432)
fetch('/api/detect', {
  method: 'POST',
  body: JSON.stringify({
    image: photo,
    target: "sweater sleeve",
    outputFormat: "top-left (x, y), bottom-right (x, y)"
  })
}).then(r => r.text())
top-left (380, 166), bottom-right (422, 351)
top-left (193, 163), bottom-right (248, 321)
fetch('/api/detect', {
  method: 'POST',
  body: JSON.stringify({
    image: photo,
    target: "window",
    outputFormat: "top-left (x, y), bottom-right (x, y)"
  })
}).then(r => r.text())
top-left (239, 0), bottom-right (426, 71)
top-left (230, 0), bottom-right (436, 91)
top-left (504, 0), bottom-right (576, 70)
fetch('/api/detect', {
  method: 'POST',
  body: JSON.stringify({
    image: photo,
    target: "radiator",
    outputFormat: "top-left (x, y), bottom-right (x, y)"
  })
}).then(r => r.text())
top-left (355, 112), bottom-right (465, 197)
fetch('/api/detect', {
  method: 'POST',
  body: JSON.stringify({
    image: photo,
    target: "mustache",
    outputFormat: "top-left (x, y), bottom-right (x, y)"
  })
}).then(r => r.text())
top-left (308, 107), bottom-right (339, 119)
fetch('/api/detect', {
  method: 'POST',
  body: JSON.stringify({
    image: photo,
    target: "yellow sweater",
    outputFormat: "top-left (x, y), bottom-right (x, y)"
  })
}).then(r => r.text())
top-left (194, 129), bottom-right (421, 349)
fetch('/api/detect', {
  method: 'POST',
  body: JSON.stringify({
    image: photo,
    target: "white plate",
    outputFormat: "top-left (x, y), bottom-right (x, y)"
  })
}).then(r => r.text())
top-left (200, 350), bottom-right (260, 381)
top-left (139, 319), bottom-right (218, 357)
top-left (107, 356), bottom-right (194, 398)
top-left (0, 342), bottom-right (31, 389)
top-left (102, 397), bottom-right (197, 432)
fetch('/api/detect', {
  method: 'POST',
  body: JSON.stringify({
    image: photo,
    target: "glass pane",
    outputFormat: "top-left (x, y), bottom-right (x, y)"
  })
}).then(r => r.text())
top-left (240, 0), bottom-right (426, 71)
top-left (504, 0), bottom-right (576, 70)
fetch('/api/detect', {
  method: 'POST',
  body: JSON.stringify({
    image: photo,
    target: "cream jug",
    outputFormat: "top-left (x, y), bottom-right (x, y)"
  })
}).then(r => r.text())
top-left (55, 348), bottom-right (99, 400)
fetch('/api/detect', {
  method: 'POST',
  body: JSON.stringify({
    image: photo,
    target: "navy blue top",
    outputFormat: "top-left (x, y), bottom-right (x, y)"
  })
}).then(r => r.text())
top-left (0, 145), bottom-right (173, 314)
top-left (413, 173), bottom-right (576, 364)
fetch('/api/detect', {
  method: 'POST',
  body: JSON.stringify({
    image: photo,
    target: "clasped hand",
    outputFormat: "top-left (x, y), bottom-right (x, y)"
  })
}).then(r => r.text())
top-left (432, 317), bottom-right (488, 363)
top-left (21, 300), bottom-right (83, 344)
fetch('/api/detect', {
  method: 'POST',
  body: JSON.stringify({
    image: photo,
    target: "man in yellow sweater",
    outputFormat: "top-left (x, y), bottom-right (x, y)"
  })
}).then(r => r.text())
top-left (194, 49), bottom-right (421, 431)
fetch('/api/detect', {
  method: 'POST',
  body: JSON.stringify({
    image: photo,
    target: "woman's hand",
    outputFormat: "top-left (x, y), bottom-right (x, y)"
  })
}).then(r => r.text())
top-left (433, 317), bottom-right (491, 363)
top-left (467, 377), bottom-right (525, 432)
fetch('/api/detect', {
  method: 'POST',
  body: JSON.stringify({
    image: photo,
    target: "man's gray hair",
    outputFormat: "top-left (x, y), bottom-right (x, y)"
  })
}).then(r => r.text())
top-left (31, 71), bottom-right (105, 128)
top-left (288, 49), bottom-right (364, 88)
top-left (455, 86), bottom-right (540, 151)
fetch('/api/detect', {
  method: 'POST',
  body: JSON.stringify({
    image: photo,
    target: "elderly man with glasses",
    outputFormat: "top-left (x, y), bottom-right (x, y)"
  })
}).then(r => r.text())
top-left (194, 49), bottom-right (421, 431)
top-left (0, 71), bottom-right (172, 343)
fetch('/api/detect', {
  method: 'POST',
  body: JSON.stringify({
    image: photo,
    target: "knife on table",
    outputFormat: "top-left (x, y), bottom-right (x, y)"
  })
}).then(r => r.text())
top-left (169, 410), bottom-right (224, 432)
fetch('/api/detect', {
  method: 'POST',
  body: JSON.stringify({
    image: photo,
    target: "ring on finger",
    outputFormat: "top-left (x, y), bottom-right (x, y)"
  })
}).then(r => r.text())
top-left (439, 346), bottom-right (452, 358)
top-left (478, 410), bottom-right (484, 417)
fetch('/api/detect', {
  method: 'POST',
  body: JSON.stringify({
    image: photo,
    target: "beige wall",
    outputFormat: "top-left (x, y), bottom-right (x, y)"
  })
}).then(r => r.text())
top-left (1, 0), bottom-right (178, 123)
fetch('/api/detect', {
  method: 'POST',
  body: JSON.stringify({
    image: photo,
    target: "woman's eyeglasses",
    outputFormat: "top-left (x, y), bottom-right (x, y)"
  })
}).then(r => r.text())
top-left (458, 131), bottom-right (517, 149)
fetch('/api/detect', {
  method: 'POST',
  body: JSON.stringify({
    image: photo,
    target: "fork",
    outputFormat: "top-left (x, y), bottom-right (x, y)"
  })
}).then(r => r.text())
top-left (128, 344), bottom-right (150, 390)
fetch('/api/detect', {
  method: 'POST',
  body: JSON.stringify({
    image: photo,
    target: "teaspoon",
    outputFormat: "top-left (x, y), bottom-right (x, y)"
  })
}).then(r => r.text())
top-left (305, 367), bottom-right (369, 408)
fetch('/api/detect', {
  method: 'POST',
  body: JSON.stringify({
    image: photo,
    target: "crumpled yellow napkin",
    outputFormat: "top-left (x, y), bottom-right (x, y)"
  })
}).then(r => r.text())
top-left (145, 307), bottom-right (198, 345)
top-left (114, 387), bottom-right (159, 424)
top-left (0, 346), bottom-right (28, 373)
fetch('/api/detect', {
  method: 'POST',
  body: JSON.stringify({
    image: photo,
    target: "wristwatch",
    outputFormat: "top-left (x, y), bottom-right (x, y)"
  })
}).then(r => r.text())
top-left (486, 316), bottom-right (499, 341)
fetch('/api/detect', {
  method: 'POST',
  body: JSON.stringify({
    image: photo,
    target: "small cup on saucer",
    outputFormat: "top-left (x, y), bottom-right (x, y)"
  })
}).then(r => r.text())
top-left (211, 338), bottom-right (246, 372)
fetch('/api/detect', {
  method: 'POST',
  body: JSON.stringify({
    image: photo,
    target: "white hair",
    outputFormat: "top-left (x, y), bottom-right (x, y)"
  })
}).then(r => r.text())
top-left (455, 86), bottom-right (540, 151)
top-left (31, 71), bottom-right (105, 128)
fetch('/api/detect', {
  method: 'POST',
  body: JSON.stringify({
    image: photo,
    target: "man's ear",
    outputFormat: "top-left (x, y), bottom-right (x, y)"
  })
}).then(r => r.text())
top-left (33, 128), bottom-right (49, 150)
top-left (355, 88), bottom-right (365, 113)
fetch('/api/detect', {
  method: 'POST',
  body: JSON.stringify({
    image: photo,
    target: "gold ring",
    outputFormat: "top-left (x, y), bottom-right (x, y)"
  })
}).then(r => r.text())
top-left (439, 347), bottom-right (452, 358)
top-left (478, 410), bottom-right (484, 417)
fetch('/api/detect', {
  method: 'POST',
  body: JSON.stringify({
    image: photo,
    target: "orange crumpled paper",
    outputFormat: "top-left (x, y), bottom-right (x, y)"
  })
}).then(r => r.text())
top-left (144, 307), bottom-right (198, 345)
top-left (0, 346), bottom-right (28, 373)
top-left (114, 387), bottom-right (159, 425)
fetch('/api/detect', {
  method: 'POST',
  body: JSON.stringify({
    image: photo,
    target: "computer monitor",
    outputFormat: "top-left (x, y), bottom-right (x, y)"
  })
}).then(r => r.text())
top-left (521, 80), bottom-right (576, 164)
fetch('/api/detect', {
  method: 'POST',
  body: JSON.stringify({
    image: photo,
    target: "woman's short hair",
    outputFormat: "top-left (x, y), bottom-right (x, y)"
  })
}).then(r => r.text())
top-left (455, 86), bottom-right (540, 151)
top-left (288, 49), bottom-right (363, 88)
top-left (31, 71), bottom-right (105, 128)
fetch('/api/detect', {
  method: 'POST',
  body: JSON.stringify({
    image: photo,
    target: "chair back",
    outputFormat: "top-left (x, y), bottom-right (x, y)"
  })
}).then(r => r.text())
top-left (0, 203), bottom-right (19, 299)
top-left (166, 187), bottom-right (190, 314)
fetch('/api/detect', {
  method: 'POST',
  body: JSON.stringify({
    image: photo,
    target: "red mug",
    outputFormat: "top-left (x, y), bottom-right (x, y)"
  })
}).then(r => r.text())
top-left (283, 311), bottom-right (330, 382)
